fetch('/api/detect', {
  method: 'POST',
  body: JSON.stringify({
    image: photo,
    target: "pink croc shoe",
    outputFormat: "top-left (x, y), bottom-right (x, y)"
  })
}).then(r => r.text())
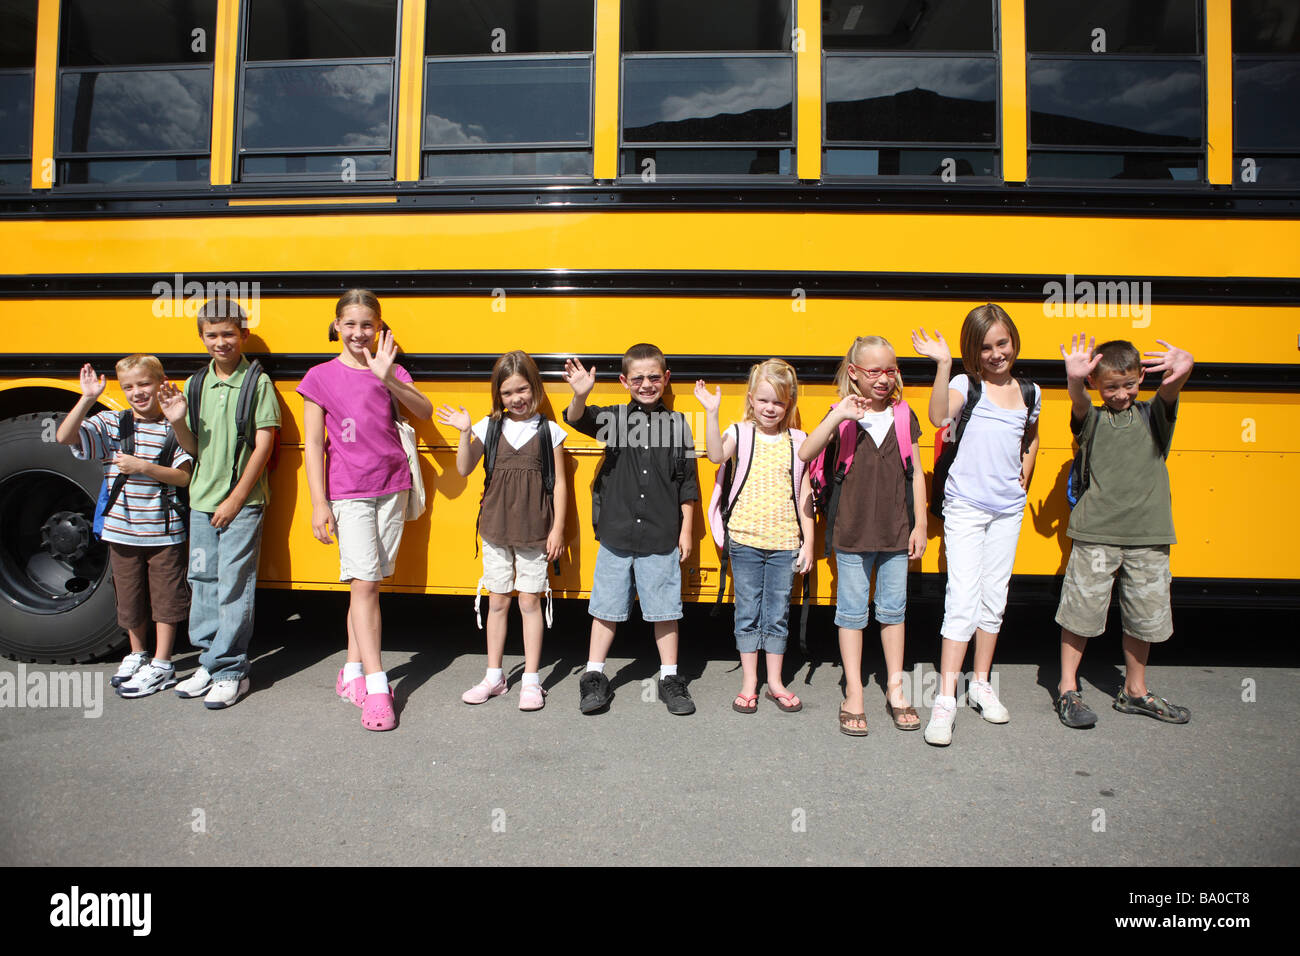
top-left (336, 668), bottom-right (367, 708)
top-left (361, 691), bottom-right (397, 732)
top-left (518, 683), bottom-right (546, 712)
top-left (461, 676), bottom-right (508, 705)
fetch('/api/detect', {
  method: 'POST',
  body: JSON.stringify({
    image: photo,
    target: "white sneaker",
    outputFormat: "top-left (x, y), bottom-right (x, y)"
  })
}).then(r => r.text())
top-left (203, 677), bottom-right (250, 710)
top-left (116, 661), bottom-right (177, 698)
top-left (924, 699), bottom-right (956, 746)
top-left (174, 666), bottom-right (213, 699)
top-left (968, 680), bottom-right (1010, 724)
top-left (111, 651), bottom-right (148, 688)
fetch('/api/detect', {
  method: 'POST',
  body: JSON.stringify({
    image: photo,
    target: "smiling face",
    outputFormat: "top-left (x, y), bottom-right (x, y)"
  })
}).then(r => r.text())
top-left (198, 319), bottom-right (248, 367)
top-left (620, 357), bottom-right (668, 407)
top-left (498, 373), bottom-right (535, 420)
top-left (978, 321), bottom-right (1017, 380)
top-left (117, 366), bottom-right (164, 417)
top-left (748, 379), bottom-right (790, 433)
top-left (1091, 366), bottom-right (1144, 412)
top-left (333, 304), bottom-right (380, 361)
top-left (848, 343), bottom-right (899, 407)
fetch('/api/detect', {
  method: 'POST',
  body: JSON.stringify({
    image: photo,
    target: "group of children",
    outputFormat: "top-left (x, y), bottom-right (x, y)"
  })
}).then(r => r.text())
top-left (65, 293), bottom-right (1195, 741)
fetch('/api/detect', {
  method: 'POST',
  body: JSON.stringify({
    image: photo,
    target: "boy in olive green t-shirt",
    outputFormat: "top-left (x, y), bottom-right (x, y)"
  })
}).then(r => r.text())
top-left (159, 301), bottom-right (280, 710)
top-left (1053, 336), bottom-right (1194, 729)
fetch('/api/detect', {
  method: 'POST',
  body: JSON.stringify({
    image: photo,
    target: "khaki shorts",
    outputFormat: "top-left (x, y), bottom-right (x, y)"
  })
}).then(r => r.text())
top-left (481, 540), bottom-right (549, 594)
top-left (1055, 542), bottom-right (1172, 643)
top-left (332, 491), bottom-right (407, 582)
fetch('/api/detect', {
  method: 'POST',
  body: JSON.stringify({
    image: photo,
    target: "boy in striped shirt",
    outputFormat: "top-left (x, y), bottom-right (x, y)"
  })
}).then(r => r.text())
top-left (58, 355), bottom-right (193, 697)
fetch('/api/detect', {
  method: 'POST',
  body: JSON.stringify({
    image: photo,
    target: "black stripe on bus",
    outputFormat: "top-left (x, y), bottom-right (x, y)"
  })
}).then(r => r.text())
top-left (2, 182), bottom-right (1299, 219)
top-left (3, 354), bottom-right (1296, 392)
top-left (2, 269), bottom-right (1298, 305)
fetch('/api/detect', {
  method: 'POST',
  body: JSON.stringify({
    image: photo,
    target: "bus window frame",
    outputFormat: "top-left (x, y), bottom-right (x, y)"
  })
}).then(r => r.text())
top-left (1231, 53), bottom-right (1300, 186)
top-left (617, 50), bottom-right (797, 183)
top-left (0, 67), bottom-right (34, 192)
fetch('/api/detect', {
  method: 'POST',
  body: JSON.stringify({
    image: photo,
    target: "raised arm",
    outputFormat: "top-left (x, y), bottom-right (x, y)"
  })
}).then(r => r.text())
top-left (1143, 340), bottom-right (1195, 407)
top-left (798, 396), bottom-right (866, 462)
top-left (1060, 333), bottom-right (1101, 423)
top-left (435, 404), bottom-right (483, 477)
top-left (159, 381), bottom-right (197, 456)
top-left (56, 364), bottom-right (107, 446)
top-left (911, 329), bottom-right (960, 427)
top-left (693, 380), bottom-right (735, 464)
top-left (562, 357), bottom-right (596, 424)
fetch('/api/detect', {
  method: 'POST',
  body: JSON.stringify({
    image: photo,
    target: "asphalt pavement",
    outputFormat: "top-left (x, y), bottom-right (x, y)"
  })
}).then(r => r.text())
top-left (2, 592), bottom-right (1296, 867)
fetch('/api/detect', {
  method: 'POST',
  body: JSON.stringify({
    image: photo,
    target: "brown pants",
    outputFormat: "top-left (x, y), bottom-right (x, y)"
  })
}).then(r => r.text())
top-left (108, 542), bottom-right (191, 630)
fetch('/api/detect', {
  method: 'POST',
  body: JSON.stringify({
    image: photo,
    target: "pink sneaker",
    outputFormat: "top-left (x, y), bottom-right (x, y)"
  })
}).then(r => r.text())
top-left (518, 683), bottom-right (546, 711)
top-left (336, 668), bottom-right (367, 708)
top-left (461, 676), bottom-right (508, 705)
top-left (361, 691), bottom-right (397, 731)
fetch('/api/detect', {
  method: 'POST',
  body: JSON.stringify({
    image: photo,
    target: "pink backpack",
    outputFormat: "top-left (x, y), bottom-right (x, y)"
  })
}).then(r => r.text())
top-left (808, 400), bottom-right (915, 554)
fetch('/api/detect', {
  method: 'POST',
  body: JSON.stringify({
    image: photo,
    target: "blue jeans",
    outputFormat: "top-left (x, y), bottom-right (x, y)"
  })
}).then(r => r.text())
top-left (187, 506), bottom-right (265, 681)
top-left (588, 544), bottom-right (683, 623)
top-left (834, 549), bottom-right (908, 629)
top-left (730, 544), bottom-right (798, 654)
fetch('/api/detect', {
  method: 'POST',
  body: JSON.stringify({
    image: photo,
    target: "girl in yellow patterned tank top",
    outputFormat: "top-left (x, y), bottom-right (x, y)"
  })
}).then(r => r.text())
top-left (696, 359), bottom-right (814, 715)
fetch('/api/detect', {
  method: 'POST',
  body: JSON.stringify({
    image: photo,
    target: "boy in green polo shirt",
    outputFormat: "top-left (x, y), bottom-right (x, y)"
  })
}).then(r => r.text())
top-left (159, 300), bottom-right (280, 709)
top-left (1053, 335), bottom-right (1194, 729)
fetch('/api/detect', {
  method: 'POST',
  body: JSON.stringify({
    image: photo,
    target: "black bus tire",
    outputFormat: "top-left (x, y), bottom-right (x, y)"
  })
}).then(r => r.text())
top-left (0, 412), bottom-right (124, 663)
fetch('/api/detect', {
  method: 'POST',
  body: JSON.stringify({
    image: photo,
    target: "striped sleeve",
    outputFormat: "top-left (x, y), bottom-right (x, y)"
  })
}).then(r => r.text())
top-left (70, 411), bottom-right (115, 462)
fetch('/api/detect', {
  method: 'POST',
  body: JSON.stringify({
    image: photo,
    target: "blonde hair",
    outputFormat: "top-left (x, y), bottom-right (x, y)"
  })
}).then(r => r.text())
top-left (115, 353), bottom-right (165, 382)
top-left (834, 335), bottom-right (903, 405)
top-left (743, 358), bottom-right (799, 432)
top-left (959, 303), bottom-right (1019, 381)
top-left (489, 350), bottom-right (544, 420)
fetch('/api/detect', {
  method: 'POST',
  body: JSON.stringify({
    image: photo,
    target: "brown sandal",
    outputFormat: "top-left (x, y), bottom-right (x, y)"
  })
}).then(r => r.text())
top-left (886, 699), bottom-right (921, 731)
top-left (838, 706), bottom-right (869, 737)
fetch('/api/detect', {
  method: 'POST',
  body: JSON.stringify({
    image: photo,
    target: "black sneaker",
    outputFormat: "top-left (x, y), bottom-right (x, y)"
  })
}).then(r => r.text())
top-left (658, 675), bottom-right (696, 715)
top-left (1056, 689), bottom-right (1097, 729)
top-left (578, 671), bottom-right (612, 714)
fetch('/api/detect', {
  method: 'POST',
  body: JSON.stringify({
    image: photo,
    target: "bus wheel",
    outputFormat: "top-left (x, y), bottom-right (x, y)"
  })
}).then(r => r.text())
top-left (0, 412), bottom-right (123, 663)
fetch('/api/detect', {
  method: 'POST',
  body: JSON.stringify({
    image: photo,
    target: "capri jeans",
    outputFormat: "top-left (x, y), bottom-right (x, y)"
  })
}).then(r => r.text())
top-left (729, 543), bottom-right (799, 654)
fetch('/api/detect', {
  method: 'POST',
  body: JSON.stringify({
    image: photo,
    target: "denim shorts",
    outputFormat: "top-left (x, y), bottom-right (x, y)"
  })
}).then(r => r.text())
top-left (834, 549), bottom-right (908, 629)
top-left (588, 543), bottom-right (683, 623)
top-left (729, 544), bottom-right (798, 654)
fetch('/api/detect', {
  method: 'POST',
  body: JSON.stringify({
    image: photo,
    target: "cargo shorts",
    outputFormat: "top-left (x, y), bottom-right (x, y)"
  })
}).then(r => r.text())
top-left (1055, 541), bottom-right (1172, 643)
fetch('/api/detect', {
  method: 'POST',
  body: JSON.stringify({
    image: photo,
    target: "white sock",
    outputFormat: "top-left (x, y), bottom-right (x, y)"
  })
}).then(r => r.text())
top-left (485, 667), bottom-right (504, 684)
top-left (151, 658), bottom-right (173, 669)
top-left (522, 672), bottom-right (540, 686)
top-left (660, 664), bottom-right (678, 679)
top-left (935, 694), bottom-right (956, 710)
top-left (585, 661), bottom-right (605, 674)
top-left (364, 671), bottom-right (389, 695)
top-left (343, 661), bottom-right (363, 682)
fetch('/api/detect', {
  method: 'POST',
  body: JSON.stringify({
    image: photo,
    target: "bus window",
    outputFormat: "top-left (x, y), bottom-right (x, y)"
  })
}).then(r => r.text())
top-left (421, 0), bottom-right (593, 183)
top-left (1026, 0), bottom-right (1204, 183)
top-left (620, 0), bottom-right (794, 180)
top-left (0, 0), bottom-right (36, 192)
top-left (1233, 0), bottom-right (1300, 187)
top-left (238, 0), bottom-right (399, 183)
top-left (822, 0), bottom-right (999, 183)
top-left (56, 0), bottom-right (216, 187)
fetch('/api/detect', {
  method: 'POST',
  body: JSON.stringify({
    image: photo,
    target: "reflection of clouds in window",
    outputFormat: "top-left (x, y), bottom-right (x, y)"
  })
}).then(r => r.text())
top-left (637, 61), bottom-right (790, 124)
top-left (320, 64), bottom-right (390, 105)
top-left (242, 65), bottom-right (391, 146)
top-left (424, 114), bottom-right (487, 145)
top-left (828, 59), bottom-right (994, 101)
top-left (63, 71), bottom-right (209, 151)
top-left (1032, 63), bottom-right (1200, 138)
top-left (1238, 60), bottom-right (1298, 91)
top-left (342, 122), bottom-right (393, 147)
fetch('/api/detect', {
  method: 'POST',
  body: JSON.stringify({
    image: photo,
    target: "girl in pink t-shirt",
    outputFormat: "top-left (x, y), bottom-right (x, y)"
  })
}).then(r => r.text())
top-left (298, 289), bottom-right (432, 732)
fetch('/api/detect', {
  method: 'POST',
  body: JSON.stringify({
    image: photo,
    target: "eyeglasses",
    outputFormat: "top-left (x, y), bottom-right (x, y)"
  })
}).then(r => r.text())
top-left (627, 374), bottom-right (663, 386)
top-left (852, 364), bottom-right (900, 380)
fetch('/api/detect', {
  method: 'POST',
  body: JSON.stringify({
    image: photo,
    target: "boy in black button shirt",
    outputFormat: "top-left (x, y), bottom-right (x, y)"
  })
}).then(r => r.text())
top-left (563, 344), bottom-right (700, 714)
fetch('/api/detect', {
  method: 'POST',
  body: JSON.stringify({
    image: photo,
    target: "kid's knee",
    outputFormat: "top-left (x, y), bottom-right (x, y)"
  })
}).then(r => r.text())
top-left (517, 592), bottom-right (541, 613)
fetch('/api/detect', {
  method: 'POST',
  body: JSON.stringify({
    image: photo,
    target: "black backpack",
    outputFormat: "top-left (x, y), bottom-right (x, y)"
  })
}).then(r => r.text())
top-left (98, 410), bottom-right (189, 536)
top-left (474, 415), bottom-right (558, 558)
top-left (185, 359), bottom-right (278, 498)
top-left (930, 376), bottom-right (1037, 520)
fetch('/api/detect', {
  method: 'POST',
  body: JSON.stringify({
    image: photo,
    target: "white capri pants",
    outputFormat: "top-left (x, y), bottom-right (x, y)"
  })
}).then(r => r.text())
top-left (939, 497), bottom-right (1024, 643)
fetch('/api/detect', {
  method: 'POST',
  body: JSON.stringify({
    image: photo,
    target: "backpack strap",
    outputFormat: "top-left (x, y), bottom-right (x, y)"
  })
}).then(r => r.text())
top-left (1017, 378), bottom-right (1038, 455)
top-left (228, 360), bottom-right (265, 495)
top-left (1070, 406), bottom-right (1101, 505)
top-left (101, 410), bottom-right (137, 520)
top-left (892, 399), bottom-right (913, 470)
top-left (473, 416), bottom-right (505, 558)
top-left (822, 418), bottom-right (861, 558)
top-left (929, 377), bottom-right (981, 520)
top-left (185, 365), bottom-right (208, 443)
top-left (537, 417), bottom-right (556, 495)
top-left (711, 424), bottom-right (755, 611)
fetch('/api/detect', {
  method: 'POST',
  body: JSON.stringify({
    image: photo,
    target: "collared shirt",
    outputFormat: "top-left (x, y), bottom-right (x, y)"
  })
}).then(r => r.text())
top-left (185, 356), bottom-right (281, 513)
top-left (570, 400), bottom-right (700, 555)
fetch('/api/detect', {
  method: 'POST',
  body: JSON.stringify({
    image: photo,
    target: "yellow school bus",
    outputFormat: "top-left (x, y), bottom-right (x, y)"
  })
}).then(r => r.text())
top-left (1, 0), bottom-right (1297, 662)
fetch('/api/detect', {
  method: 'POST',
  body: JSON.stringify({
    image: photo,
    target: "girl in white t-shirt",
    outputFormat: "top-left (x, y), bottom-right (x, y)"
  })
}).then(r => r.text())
top-left (912, 304), bottom-right (1040, 746)
top-left (437, 350), bottom-right (567, 712)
